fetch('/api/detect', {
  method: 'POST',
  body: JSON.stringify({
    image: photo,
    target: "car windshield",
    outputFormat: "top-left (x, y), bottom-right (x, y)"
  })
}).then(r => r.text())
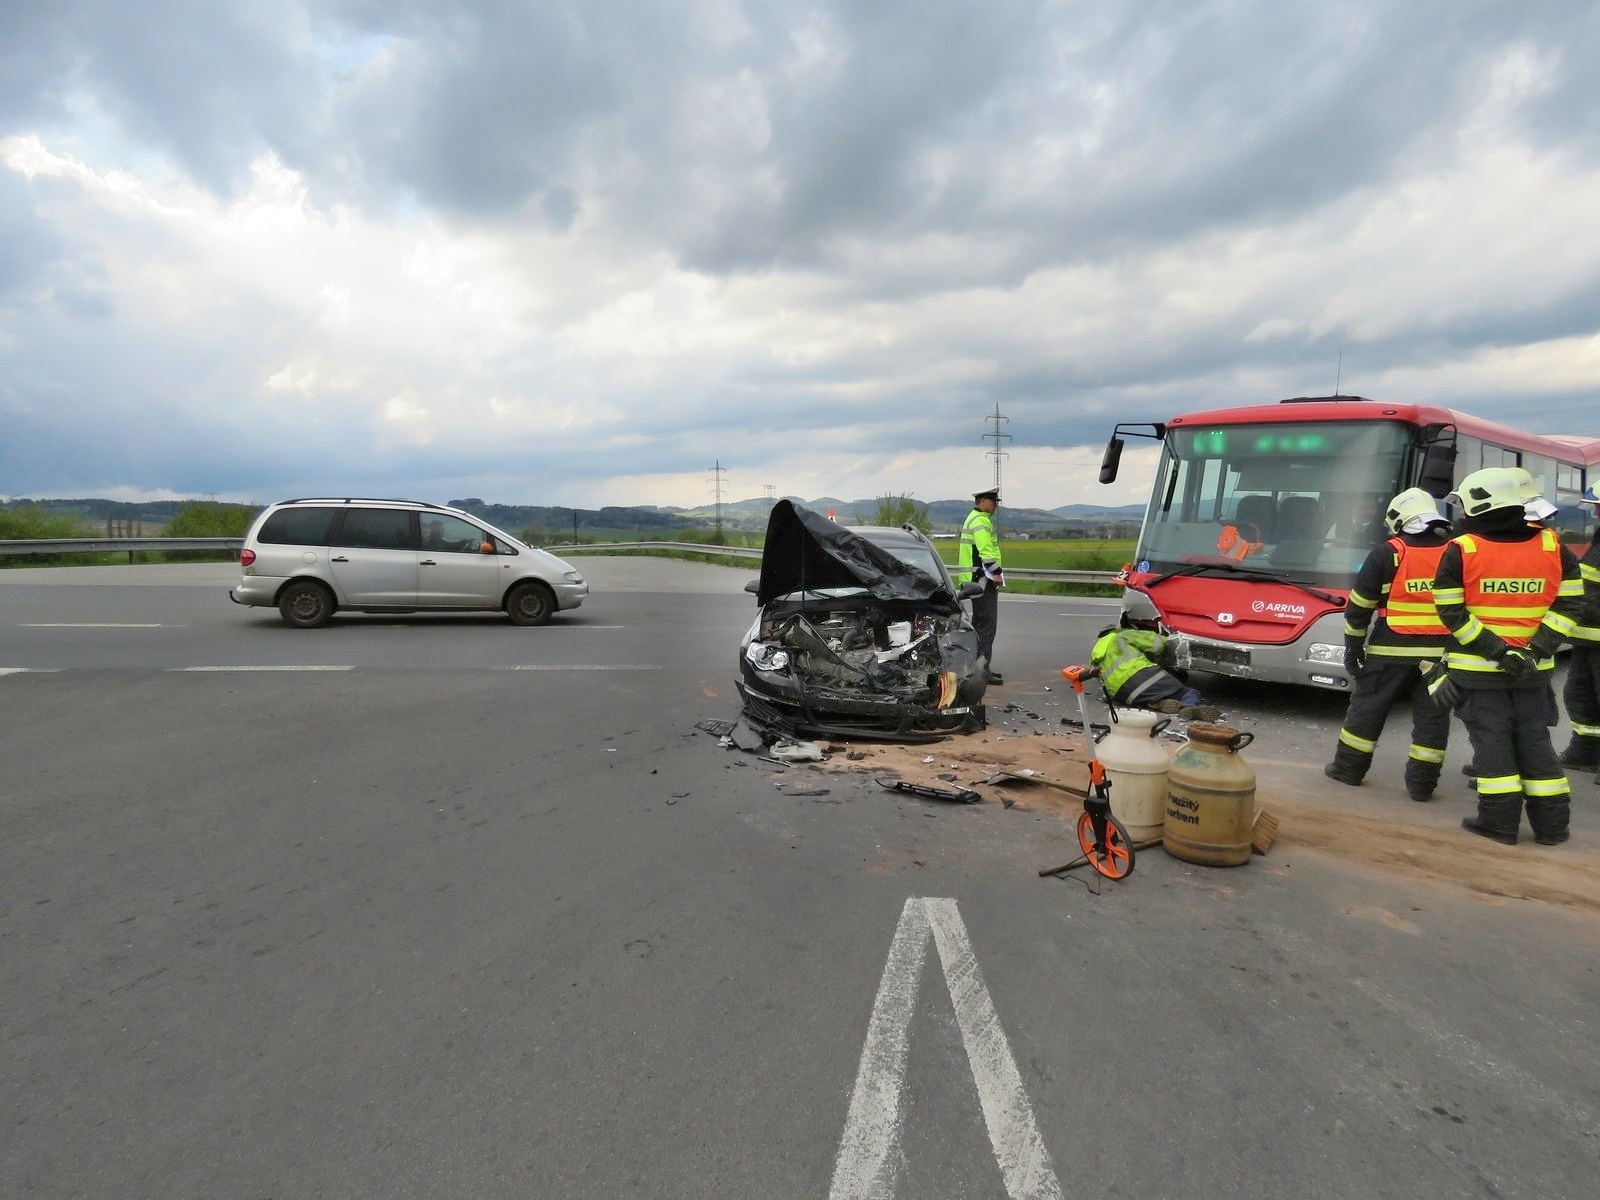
top-left (863, 537), bottom-right (947, 584)
top-left (1135, 419), bottom-right (1410, 588)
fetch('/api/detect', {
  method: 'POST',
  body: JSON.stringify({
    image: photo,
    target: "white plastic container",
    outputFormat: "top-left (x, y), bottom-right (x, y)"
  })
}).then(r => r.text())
top-left (1098, 709), bottom-right (1172, 843)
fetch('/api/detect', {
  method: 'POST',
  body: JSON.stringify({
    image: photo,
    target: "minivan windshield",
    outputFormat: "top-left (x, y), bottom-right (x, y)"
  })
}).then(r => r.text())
top-left (1134, 420), bottom-right (1410, 588)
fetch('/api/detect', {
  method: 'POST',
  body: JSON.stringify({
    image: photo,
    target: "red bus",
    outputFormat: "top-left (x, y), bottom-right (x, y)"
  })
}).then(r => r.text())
top-left (1098, 396), bottom-right (1600, 691)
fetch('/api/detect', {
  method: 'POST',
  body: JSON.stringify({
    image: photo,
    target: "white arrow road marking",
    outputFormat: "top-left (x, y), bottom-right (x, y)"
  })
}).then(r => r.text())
top-left (22, 622), bottom-right (169, 628)
top-left (829, 897), bottom-right (1062, 1200)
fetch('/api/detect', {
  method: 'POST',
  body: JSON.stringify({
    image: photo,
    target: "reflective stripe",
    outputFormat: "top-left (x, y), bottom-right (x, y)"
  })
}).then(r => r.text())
top-left (1367, 644), bottom-right (1443, 659)
top-left (1407, 743), bottom-right (1446, 764)
top-left (1523, 777), bottom-right (1572, 798)
top-left (1347, 591), bottom-right (1379, 610)
top-left (1344, 621), bottom-right (1366, 638)
top-left (1445, 650), bottom-right (1555, 672)
top-left (1338, 728), bottom-right (1377, 754)
top-left (1476, 774), bottom-right (1522, 796)
top-left (1433, 586), bottom-right (1465, 604)
top-left (1569, 721), bottom-right (1600, 738)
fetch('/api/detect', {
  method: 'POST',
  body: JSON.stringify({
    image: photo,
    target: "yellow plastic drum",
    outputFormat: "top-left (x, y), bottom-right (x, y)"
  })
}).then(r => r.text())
top-left (1163, 723), bottom-right (1256, 867)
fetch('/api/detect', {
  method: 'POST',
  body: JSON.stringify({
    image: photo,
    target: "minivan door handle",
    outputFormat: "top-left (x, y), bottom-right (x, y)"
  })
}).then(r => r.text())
top-left (420, 559), bottom-right (438, 566)
top-left (330, 555), bottom-right (349, 562)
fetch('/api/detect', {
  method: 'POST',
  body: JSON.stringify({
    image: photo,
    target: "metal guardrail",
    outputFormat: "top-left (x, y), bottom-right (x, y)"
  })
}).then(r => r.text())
top-left (0, 537), bottom-right (244, 561)
top-left (550, 541), bottom-right (1119, 585)
top-left (0, 537), bottom-right (1119, 584)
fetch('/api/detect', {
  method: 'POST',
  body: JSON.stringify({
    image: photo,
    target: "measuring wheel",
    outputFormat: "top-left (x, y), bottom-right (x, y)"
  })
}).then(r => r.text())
top-left (1075, 810), bottom-right (1136, 880)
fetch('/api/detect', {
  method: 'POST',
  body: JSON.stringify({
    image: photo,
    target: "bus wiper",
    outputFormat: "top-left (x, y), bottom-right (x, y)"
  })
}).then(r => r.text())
top-left (1143, 560), bottom-right (1344, 605)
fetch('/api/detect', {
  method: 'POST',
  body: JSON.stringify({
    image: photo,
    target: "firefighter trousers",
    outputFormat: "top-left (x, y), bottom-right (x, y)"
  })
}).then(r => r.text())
top-left (1329, 659), bottom-right (1449, 796)
top-left (1561, 644), bottom-right (1600, 765)
top-left (1458, 683), bottom-right (1570, 839)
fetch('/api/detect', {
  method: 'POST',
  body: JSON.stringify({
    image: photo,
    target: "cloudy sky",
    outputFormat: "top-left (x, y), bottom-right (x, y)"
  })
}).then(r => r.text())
top-left (3, 1), bottom-right (1599, 512)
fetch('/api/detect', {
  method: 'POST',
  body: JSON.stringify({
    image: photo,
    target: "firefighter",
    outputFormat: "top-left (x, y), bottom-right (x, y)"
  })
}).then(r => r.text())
top-left (1558, 485), bottom-right (1600, 774)
top-left (960, 487), bottom-right (1005, 685)
top-left (1430, 466), bottom-right (1585, 845)
top-left (1323, 488), bottom-right (1454, 800)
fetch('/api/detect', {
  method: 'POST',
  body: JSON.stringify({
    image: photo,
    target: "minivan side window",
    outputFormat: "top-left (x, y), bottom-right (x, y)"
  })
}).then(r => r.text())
top-left (257, 507), bottom-right (339, 546)
top-left (331, 508), bottom-right (416, 550)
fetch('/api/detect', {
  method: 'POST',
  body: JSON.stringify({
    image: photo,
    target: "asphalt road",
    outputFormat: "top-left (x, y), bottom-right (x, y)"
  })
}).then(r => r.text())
top-left (2, 561), bottom-right (1596, 1199)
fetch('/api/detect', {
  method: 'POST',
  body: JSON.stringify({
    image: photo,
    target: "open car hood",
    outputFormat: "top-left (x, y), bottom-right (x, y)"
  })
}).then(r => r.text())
top-left (757, 500), bottom-right (958, 609)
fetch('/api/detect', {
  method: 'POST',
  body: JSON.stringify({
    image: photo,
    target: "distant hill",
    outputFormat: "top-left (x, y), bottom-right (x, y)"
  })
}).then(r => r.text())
top-left (3, 495), bottom-right (1145, 541)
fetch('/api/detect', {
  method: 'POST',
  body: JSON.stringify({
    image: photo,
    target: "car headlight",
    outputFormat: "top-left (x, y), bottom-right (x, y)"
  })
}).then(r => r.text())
top-left (563, 570), bottom-right (584, 583)
top-left (1306, 642), bottom-right (1344, 664)
top-left (744, 642), bottom-right (790, 672)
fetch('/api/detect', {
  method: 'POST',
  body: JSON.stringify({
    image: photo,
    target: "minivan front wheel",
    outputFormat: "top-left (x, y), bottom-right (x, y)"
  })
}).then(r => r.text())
top-left (506, 581), bottom-right (555, 627)
top-left (278, 580), bottom-right (335, 628)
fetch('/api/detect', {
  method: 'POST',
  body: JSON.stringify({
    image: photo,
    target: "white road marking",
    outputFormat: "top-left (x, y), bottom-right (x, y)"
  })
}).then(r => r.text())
top-left (2, 667), bottom-right (35, 675)
top-left (830, 897), bottom-right (1062, 1200)
top-left (174, 665), bottom-right (355, 672)
top-left (496, 664), bottom-right (659, 671)
top-left (21, 623), bottom-right (170, 628)
top-left (924, 899), bottom-right (1063, 1199)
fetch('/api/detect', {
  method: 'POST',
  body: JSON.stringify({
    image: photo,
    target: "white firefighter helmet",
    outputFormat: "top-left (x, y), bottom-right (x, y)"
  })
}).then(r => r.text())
top-left (1383, 487), bottom-right (1445, 535)
top-left (1581, 484), bottom-right (1600, 506)
top-left (1447, 466), bottom-right (1531, 518)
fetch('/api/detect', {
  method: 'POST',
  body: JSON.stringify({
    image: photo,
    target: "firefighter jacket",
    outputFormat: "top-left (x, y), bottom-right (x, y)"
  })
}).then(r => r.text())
top-left (1574, 532), bottom-right (1600, 644)
top-left (959, 507), bottom-right (1003, 583)
top-left (1432, 513), bottom-right (1584, 686)
top-left (1090, 628), bottom-right (1169, 699)
top-left (1342, 528), bottom-right (1452, 659)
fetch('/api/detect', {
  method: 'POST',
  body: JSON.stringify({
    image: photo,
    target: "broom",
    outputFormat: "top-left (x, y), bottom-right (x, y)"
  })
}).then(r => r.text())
top-left (1251, 809), bottom-right (1279, 855)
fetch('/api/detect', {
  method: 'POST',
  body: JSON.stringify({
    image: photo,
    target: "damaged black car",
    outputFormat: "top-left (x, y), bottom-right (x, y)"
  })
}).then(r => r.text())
top-left (737, 500), bottom-right (990, 742)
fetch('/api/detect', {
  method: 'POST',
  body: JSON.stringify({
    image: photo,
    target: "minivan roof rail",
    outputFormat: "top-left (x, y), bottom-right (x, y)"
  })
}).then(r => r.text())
top-left (281, 497), bottom-right (431, 506)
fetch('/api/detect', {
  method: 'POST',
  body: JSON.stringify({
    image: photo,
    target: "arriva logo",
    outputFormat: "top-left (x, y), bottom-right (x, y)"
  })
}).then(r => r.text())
top-left (1251, 600), bottom-right (1308, 617)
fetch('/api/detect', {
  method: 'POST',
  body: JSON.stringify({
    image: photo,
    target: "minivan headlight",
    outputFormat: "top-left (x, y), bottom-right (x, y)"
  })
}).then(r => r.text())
top-left (563, 570), bottom-right (584, 583)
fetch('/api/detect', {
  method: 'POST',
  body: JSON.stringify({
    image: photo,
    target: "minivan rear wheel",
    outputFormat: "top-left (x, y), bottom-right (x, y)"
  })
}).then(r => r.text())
top-left (506, 581), bottom-right (555, 626)
top-left (279, 580), bottom-right (335, 628)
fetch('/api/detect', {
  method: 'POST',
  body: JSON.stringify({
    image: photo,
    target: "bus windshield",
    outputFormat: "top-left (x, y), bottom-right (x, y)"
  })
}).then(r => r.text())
top-left (1135, 420), bottom-right (1411, 588)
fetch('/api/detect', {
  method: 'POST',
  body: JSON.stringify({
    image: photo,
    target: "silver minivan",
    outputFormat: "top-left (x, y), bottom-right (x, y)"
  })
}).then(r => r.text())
top-left (229, 498), bottom-right (588, 627)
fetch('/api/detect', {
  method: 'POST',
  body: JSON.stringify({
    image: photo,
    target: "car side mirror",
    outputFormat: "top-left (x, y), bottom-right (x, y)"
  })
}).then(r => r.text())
top-left (744, 579), bottom-right (761, 594)
top-left (958, 581), bottom-right (985, 600)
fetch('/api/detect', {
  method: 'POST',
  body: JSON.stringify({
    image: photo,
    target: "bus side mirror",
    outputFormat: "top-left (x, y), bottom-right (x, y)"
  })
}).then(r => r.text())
top-left (1099, 437), bottom-right (1125, 484)
top-left (1419, 440), bottom-right (1456, 498)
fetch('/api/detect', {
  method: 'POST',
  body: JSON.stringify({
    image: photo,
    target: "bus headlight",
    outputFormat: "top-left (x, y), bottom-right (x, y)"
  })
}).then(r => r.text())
top-left (1306, 642), bottom-right (1345, 664)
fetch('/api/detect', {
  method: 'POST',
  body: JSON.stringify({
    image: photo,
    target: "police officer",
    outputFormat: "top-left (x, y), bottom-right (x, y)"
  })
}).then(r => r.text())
top-left (1558, 485), bottom-right (1600, 774)
top-left (960, 488), bottom-right (1004, 685)
top-left (1431, 467), bottom-right (1585, 845)
top-left (1323, 488), bottom-right (1454, 800)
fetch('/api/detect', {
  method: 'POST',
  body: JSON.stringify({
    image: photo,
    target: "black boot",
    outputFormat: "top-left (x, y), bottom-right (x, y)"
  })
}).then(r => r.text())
top-left (1533, 829), bottom-right (1570, 846)
top-left (1461, 817), bottom-right (1517, 845)
top-left (1323, 762), bottom-right (1363, 787)
top-left (1557, 740), bottom-right (1599, 769)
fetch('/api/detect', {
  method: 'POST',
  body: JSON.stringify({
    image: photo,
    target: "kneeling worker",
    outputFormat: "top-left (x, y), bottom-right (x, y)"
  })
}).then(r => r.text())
top-left (1324, 488), bottom-right (1454, 800)
top-left (1089, 622), bottom-right (1215, 716)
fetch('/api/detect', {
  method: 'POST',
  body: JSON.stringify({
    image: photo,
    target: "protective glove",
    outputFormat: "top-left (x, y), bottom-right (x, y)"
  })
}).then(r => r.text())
top-left (1343, 639), bottom-right (1366, 676)
top-left (1497, 647), bottom-right (1538, 681)
top-left (1427, 671), bottom-right (1464, 711)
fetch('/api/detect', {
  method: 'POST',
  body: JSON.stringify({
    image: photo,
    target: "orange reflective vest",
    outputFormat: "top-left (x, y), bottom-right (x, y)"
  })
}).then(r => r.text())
top-left (1378, 537), bottom-right (1449, 638)
top-left (1456, 529), bottom-right (1562, 648)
